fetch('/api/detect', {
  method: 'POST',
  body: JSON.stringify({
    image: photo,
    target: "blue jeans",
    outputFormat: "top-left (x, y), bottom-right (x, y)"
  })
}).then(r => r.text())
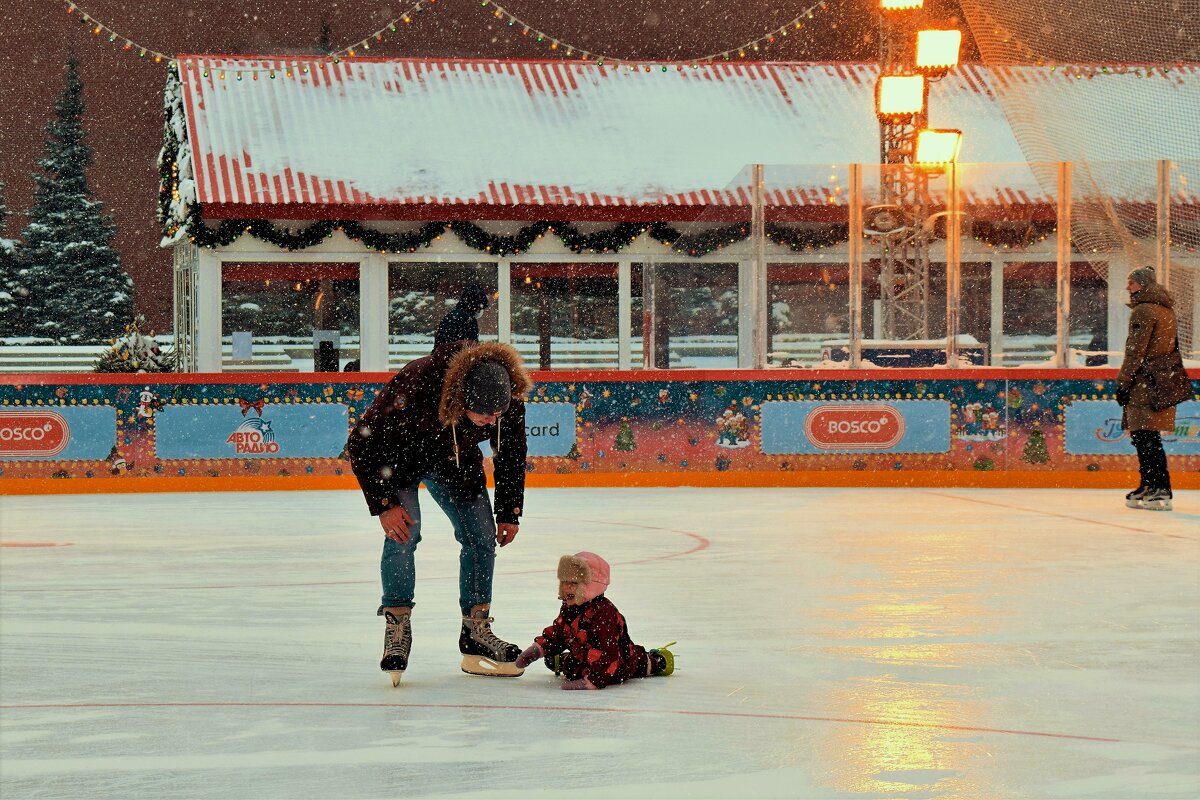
top-left (378, 477), bottom-right (497, 617)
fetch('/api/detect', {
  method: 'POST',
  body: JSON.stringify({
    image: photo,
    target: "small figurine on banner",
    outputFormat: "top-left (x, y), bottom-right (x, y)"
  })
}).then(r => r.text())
top-left (136, 388), bottom-right (162, 420)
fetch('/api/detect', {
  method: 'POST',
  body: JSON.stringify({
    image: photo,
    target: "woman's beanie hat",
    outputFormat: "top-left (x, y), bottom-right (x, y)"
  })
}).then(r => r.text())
top-left (557, 551), bottom-right (610, 602)
top-left (465, 360), bottom-right (511, 415)
top-left (1128, 266), bottom-right (1157, 288)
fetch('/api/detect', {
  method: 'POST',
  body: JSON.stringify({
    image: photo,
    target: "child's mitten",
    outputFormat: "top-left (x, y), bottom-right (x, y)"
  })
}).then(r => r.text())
top-left (515, 643), bottom-right (543, 669)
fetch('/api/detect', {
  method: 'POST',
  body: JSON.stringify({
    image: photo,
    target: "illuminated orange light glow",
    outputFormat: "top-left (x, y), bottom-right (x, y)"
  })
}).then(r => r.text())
top-left (914, 129), bottom-right (963, 165)
top-left (916, 30), bottom-right (963, 70)
top-left (877, 75), bottom-right (926, 116)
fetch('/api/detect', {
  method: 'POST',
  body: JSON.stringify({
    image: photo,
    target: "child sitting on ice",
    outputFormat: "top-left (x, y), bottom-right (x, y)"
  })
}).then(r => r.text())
top-left (514, 551), bottom-right (675, 690)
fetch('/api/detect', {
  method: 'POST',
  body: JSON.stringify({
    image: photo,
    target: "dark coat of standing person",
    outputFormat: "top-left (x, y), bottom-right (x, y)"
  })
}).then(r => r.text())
top-left (1116, 266), bottom-right (1179, 511)
top-left (345, 340), bottom-right (532, 684)
top-left (434, 284), bottom-right (490, 348)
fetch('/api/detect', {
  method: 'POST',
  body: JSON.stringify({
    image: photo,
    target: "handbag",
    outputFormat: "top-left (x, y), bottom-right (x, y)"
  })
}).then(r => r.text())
top-left (1139, 337), bottom-right (1193, 411)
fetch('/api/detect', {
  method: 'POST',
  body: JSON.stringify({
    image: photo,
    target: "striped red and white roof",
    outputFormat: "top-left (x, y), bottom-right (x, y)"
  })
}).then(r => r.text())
top-left (175, 56), bottom-right (1200, 221)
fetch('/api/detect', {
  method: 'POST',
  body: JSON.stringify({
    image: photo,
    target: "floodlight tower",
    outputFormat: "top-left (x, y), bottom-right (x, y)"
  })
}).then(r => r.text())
top-left (873, 1), bottom-right (961, 340)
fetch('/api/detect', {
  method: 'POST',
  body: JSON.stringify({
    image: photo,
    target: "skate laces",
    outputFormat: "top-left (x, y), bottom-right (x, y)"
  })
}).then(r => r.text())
top-left (469, 615), bottom-right (506, 651)
top-left (385, 616), bottom-right (411, 656)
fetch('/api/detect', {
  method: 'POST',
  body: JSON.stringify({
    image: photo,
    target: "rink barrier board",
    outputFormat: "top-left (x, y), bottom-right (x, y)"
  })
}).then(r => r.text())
top-left (1, 369), bottom-right (1197, 494)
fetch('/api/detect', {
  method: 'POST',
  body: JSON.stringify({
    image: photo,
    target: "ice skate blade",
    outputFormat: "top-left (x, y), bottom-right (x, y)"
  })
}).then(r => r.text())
top-left (460, 655), bottom-right (524, 677)
top-left (1125, 497), bottom-right (1143, 509)
top-left (1137, 501), bottom-right (1173, 511)
top-left (388, 670), bottom-right (404, 687)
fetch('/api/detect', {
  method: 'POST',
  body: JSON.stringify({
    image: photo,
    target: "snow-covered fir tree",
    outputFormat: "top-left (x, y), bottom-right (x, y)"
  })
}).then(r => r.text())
top-left (19, 56), bottom-right (133, 344)
top-left (315, 20), bottom-right (334, 55)
top-left (0, 181), bottom-right (24, 338)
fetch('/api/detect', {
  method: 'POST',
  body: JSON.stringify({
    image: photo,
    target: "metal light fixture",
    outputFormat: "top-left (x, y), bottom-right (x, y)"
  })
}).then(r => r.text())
top-left (880, 0), bottom-right (923, 10)
top-left (875, 74), bottom-right (926, 120)
top-left (914, 128), bottom-right (963, 165)
top-left (915, 29), bottom-right (962, 76)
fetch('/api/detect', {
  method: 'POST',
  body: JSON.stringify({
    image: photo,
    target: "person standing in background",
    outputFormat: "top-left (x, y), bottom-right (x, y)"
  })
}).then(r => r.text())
top-left (434, 284), bottom-right (490, 348)
top-left (1116, 266), bottom-right (1179, 511)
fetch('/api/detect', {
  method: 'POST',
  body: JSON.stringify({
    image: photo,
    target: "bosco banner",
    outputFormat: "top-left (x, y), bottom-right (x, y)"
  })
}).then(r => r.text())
top-left (759, 400), bottom-right (952, 455)
top-left (0, 406), bottom-right (117, 461)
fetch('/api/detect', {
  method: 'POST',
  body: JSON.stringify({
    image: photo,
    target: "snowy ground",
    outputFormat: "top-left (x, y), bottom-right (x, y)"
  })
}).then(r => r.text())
top-left (1, 487), bottom-right (1197, 799)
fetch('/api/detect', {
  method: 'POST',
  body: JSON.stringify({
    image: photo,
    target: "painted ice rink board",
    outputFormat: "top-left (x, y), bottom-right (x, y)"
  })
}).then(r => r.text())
top-left (1, 488), bottom-right (1197, 799)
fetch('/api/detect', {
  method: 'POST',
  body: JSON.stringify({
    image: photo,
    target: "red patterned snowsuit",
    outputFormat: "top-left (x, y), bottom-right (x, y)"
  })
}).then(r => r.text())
top-left (535, 595), bottom-right (652, 689)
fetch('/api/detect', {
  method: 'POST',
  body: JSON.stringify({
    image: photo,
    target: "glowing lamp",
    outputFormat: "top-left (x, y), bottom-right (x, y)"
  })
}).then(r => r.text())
top-left (880, 0), bottom-right (923, 10)
top-left (914, 129), bottom-right (963, 165)
top-left (876, 74), bottom-right (926, 120)
top-left (916, 30), bottom-right (962, 74)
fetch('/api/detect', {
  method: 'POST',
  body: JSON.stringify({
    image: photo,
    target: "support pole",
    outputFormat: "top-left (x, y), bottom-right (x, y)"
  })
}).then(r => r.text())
top-left (848, 164), bottom-right (864, 369)
top-left (1157, 159), bottom-right (1171, 291)
top-left (1055, 162), bottom-right (1072, 368)
top-left (359, 253), bottom-right (389, 372)
top-left (497, 259), bottom-right (511, 344)
top-left (195, 249), bottom-right (222, 373)
top-left (750, 164), bottom-right (768, 369)
top-left (617, 260), bottom-right (632, 370)
top-left (945, 161), bottom-right (962, 368)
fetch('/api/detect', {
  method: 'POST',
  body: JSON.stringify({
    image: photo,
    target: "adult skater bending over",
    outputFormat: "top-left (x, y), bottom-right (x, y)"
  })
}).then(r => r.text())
top-left (346, 340), bottom-right (531, 685)
top-left (514, 551), bottom-right (676, 690)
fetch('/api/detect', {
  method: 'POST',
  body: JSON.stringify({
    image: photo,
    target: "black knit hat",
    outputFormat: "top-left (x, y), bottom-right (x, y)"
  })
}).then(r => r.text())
top-left (465, 360), bottom-right (512, 415)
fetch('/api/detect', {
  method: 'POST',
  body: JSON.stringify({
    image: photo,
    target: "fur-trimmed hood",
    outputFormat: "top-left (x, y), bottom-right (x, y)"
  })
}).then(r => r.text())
top-left (1128, 283), bottom-right (1174, 310)
top-left (438, 342), bottom-right (532, 426)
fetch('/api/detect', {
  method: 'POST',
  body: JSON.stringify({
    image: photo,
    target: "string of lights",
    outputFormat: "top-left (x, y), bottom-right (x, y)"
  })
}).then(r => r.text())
top-left (61, 1), bottom-right (173, 65)
top-left (477, 0), bottom-right (836, 67)
top-left (56, 0), bottom-right (439, 73)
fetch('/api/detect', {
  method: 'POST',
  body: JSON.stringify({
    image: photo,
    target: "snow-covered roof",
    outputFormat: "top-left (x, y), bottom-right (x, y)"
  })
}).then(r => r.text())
top-left (174, 56), bottom-right (1200, 220)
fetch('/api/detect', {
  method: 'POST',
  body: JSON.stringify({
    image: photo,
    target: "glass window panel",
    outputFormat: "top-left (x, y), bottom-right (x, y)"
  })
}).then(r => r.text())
top-left (637, 262), bottom-right (738, 369)
top-left (221, 263), bottom-right (360, 372)
top-left (768, 262), bottom-right (848, 367)
top-left (510, 263), bottom-right (619, 370)
top-left (387, 263), bottom-right (497, 370)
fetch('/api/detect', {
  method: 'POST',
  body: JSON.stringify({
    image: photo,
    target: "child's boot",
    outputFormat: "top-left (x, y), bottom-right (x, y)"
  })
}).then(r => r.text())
top-left (648, 641), bottom-right (676, 676)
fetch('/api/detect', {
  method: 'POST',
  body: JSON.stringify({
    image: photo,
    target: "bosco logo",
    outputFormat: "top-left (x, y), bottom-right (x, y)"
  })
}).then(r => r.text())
top-left (0, 410), bottom-right (71, 457)
top-left (804, 404), bottom-right (905, 450)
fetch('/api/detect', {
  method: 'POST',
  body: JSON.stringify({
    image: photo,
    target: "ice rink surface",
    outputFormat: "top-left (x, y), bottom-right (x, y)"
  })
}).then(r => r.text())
top-left (1, 486), bottom-right (1198, 799)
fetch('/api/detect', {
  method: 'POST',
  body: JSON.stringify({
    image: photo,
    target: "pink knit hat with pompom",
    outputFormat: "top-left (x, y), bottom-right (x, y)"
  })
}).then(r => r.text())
top-left (557, 551), bottom-right (610, 603)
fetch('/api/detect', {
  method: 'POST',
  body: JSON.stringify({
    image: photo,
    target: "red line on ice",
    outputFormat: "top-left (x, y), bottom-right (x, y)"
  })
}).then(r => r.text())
top-left (0, 700), bottom-right (1130, 744)
top-left (922, 491), bottom-right (1162, 535)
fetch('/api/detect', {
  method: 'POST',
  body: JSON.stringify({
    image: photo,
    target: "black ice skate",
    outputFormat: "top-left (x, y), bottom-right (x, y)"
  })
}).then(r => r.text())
top-left (381, 610), bottom-right (412, 687)
top-left (459, 606), bottom-right (524, 677)
top-left (1137, 489), bottom-right (1173, 511)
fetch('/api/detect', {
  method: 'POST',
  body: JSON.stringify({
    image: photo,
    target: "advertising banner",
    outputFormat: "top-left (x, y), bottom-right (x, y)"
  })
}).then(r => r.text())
top-left (524, 402), bottom-right (576, 458)
top-left (154, 403), bottom-right (349, 460)
top-left (0, 406), bottom-right (117, 461)
top-left (760, 400), bottom-right (952, 455)
top-left (1064, 400), bottom-right (1200, 456)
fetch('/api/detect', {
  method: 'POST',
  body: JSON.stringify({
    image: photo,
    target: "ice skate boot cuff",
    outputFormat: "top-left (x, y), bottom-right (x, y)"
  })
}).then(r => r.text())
top-left (558, 551), bottom-right (610, 603)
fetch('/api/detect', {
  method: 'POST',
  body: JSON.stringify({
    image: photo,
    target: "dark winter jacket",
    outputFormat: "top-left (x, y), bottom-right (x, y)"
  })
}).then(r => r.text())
top-left (434, 285), bottom-right (489, 348)
top-left (345, 341), bottom-right (531, 523)
top-left (535, 595), bottom-right (651, 689)
top-left (1117, 283), bottom-right (1179, 432)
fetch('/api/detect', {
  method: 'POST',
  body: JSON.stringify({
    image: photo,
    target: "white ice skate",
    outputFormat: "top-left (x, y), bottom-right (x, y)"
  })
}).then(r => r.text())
top-left (459, 607), bottom-right (524, 677)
